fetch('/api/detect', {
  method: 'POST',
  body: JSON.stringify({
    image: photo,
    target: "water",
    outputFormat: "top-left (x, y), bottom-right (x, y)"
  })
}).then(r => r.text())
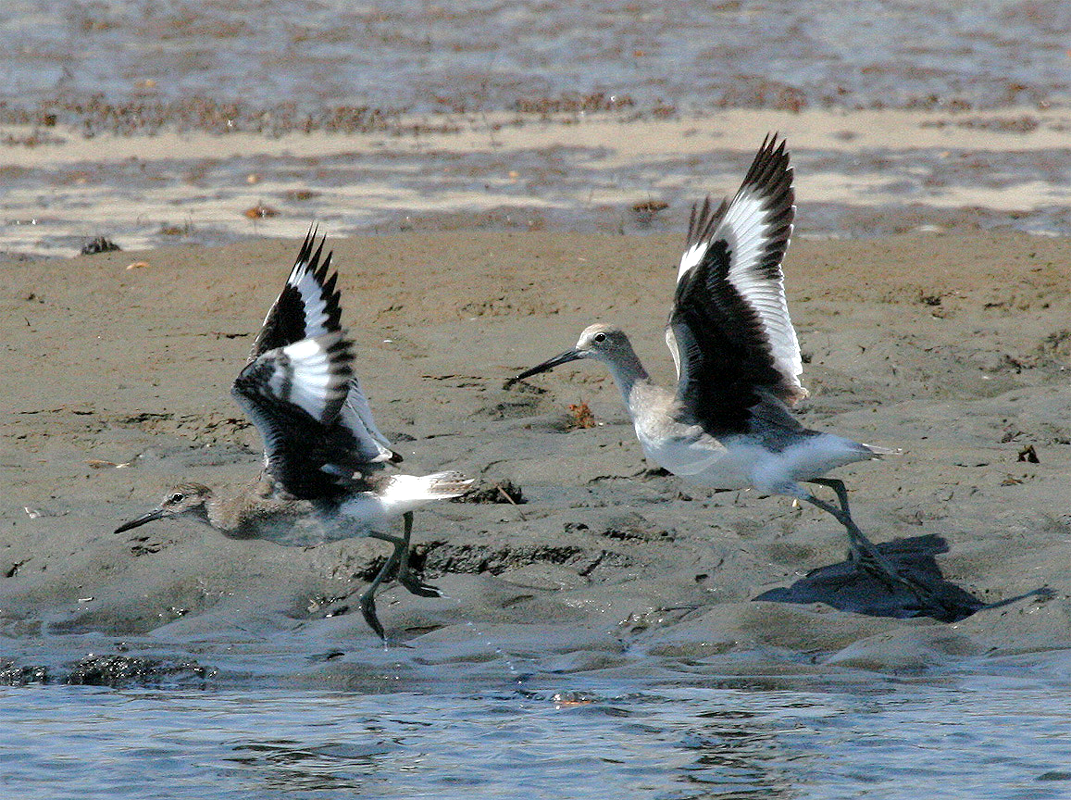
top-left (4, 676), bottom-right (1071, 799)
top-left (1, 0), bottom-right (1069, 255)
top-left (2, 0), bottom-right (1068, 116)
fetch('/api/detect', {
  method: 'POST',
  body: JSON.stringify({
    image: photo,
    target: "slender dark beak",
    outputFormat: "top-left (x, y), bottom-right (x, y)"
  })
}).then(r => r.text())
top-left (505, 349), bottom-right (584, 388)
top-left (114, 507), bottom-right (166, 534)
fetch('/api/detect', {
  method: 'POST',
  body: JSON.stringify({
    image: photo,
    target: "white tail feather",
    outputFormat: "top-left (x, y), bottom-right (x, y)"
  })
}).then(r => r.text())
top-left (337, 471), bottom-right (475, 522)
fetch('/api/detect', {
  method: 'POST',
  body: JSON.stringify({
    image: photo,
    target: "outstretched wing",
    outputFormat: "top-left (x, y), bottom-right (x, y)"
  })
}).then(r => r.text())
top-left (668, 134), bottom-right (804, 432)
top-left (233, 332), bottom-right (374, 498)
top-left (249, 229), bottom-right (401, 466)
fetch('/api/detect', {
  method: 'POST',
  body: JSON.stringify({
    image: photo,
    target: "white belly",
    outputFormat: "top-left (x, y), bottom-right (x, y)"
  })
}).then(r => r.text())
top-left (636, 426), bottom-right (756, 491)
top-left (635, 424), bottom-right (872, 495)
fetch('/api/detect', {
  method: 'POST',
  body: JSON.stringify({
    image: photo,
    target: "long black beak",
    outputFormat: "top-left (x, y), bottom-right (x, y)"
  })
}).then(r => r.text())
top-left (114, 507), bottom-right (166, 534)
top-left (505, 349), bottom-right (583, 388)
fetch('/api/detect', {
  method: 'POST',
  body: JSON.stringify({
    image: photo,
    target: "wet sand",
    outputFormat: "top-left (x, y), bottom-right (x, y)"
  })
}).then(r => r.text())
top-left (4, 106), bottom-right (1071, 257)
top-left (2, 228), bottom-right (1070, 686)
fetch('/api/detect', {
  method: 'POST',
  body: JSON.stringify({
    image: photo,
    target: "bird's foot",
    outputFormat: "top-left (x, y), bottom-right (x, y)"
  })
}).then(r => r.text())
top-left (398, 572), bottom-right (442, 598)
top-left (850, 542), bottom-right (946, 612)
top-left (358, 589), bottom-right (387, 642)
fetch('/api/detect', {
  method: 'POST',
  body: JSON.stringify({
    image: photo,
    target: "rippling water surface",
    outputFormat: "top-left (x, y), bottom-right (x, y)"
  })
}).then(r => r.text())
top-left (3, 0), bottom-right (1069, 114)
top-left (4, 676), bottom-right (1071, 799)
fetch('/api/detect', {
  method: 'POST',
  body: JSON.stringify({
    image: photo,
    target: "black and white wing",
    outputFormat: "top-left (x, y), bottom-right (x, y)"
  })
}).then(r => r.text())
top-left (249, 228), bottom-right (342, 359)
top-left (667, 134), bottom-right (805, 431)
top-left (248, 229), bottom-right (400, 466)
top-left (232, 331), bottom-right (367, 498)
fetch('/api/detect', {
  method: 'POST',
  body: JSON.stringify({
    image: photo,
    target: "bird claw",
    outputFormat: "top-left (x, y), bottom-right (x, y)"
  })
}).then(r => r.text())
top-left (850, 543), bottom-right (948, 612)
top-left (399, 574), bottom-right (442, 598)
top-left (358, 590), bottom-right (386, 642)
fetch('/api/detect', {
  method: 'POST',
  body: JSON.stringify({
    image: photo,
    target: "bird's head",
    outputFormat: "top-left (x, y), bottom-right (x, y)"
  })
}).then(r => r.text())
top-left (508, 323), bottom-right (630, 384)
top-left (114, 483), bottom-right (213, 533)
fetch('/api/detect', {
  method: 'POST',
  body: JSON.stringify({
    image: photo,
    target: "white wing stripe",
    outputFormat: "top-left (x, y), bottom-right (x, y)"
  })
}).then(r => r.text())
top-left (293, 267), bottom-right (332, 339)
top-left (261, 336), bottom-right (350, 422)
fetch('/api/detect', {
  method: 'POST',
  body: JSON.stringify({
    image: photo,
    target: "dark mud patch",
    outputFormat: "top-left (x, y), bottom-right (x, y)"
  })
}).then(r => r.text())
top-left (64, 655), bottom-right (216, 688)
top-left (0, 660), bottom-right (50, 686)
top-left (80, 236), bottom-right (122, 255)
top-left (411, 541), bottom-right (630, 578)
top-left (1, 655), bottom-right (216, 688)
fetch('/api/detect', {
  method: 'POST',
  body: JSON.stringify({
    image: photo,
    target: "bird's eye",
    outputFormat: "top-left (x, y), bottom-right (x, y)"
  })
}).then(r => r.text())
top-left (168, 493), bottom-right (185, 504)
top-left (593, 332), bottom-right (607, 343)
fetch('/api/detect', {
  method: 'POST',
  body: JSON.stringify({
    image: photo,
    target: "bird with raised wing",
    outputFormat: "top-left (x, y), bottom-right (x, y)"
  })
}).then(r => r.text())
top-left (508, 135), bottom-right (936, 605)
top-left (116, 231), bottom-right (473, 639)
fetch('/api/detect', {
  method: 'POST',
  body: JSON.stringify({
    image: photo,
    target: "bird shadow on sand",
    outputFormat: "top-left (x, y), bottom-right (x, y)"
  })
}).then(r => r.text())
top-left (754, 534), bottom-right (1049, 623)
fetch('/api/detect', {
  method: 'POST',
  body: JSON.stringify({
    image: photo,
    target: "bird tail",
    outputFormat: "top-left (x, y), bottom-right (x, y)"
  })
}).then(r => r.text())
top-left (420, 471), bottom-right (477, 499)
top-left (378, 471), bottom-right (475, 515)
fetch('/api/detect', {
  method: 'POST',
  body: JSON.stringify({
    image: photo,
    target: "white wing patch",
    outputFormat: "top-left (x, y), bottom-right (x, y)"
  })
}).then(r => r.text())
top-left (678, 238), bottom-right (708, 280)
top-left (678, 191), bottom-right (766, 282)
top-left (262, 333), bottom-right (351, 423)
top-left (721, 188), bottom-right (803, 384)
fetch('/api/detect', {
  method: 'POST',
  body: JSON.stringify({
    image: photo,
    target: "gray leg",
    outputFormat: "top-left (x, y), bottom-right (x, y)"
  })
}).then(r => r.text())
top-left (808, 478), bottom-right (875, 562)
top-left (394, 512), bottom-right (441, 598)
top-left (804, 478), bottom-right (940, 606)
top-left (357, 542), bottom-right (398, 641)
top-left (358, 513), bottom-right (441, 640)
top-left (367, 513), bottom-right (441, 598)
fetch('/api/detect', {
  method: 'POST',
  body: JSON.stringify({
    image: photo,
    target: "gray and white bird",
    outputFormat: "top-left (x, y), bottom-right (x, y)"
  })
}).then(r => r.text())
top-left (116, 231), bottom-right (473, 638)
top-left (510, 135), bottom-right (933, 602)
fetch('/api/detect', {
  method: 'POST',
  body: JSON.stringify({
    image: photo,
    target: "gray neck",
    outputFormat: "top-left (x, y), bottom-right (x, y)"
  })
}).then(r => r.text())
top-left (203, 476), bottom-right (265, 534)
top-left (601, 342), bottom-right (653, 412)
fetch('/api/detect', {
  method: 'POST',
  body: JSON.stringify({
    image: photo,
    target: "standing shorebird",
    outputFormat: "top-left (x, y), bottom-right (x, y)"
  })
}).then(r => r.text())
top-left (116, 231), bottom-right (473, 639)
top-left (509, 135), bottom-right (934, 603)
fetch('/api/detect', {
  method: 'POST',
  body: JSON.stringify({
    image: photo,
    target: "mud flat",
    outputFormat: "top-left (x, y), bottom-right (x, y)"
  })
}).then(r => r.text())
top-left (1, 230), bottom-right (1069, 686)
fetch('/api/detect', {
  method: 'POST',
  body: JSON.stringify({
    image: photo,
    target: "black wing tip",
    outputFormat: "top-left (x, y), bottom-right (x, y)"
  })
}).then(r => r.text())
top-left (284, 225), bottom-right (344, 332)
top-left (743, 133), bottom-right (793, 199)
top-left (686, 196), bottom-right (727, 250)
top-left (294, 225), bottom-right (337, 284)
top-left (685, 134), bottom-right (794, 250)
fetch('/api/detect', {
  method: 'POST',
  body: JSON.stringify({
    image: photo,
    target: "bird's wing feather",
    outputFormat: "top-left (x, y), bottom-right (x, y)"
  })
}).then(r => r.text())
top-left (249, 228), bottom-right (342, 359)
top-left (669, 134), bottom-right (805, 429)
top-left (233, 332), bottom-right (379, 498)
top-left (249, 230), bottom-right (401, 469)
top-left (339, 375), bottom-right (402, 464)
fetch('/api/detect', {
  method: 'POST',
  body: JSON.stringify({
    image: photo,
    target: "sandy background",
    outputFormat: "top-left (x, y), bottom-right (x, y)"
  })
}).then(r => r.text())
top-left (2, 227), bottom-right (1070, 686)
